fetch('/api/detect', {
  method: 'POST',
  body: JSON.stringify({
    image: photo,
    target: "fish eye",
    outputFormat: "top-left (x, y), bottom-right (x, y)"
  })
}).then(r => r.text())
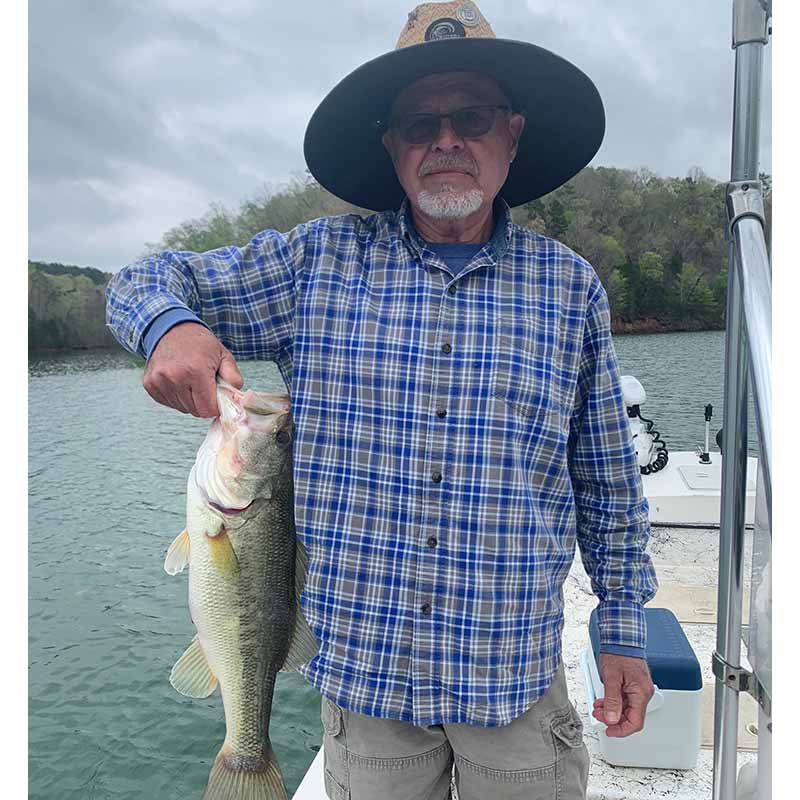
top-left (275, 429), bottom-right (291, 447)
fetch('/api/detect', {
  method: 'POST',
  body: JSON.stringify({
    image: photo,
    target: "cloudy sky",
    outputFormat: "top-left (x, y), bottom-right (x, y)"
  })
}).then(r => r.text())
top-left (28, 0), bottom-right (772, 272)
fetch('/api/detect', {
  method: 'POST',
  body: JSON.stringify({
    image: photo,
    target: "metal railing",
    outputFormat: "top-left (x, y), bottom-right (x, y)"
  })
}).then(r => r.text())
top-left (712, 2), bottom-right (772, 799)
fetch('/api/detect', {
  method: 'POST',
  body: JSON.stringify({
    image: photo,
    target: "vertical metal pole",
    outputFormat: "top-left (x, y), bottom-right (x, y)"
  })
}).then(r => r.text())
top-left (712, 3), bottom-right (769, 799)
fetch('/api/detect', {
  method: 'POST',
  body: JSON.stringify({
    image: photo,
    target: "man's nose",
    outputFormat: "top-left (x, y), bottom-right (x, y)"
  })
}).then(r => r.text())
top-left (431, 116), bottom-right (464, 151)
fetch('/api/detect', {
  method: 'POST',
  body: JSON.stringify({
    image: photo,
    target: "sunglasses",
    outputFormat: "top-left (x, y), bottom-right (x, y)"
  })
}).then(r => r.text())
top-left (386, 104), bottom-right (513, 145)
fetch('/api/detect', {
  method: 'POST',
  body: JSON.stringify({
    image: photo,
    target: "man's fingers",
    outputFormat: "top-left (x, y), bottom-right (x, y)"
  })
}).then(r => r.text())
top-left (603, 712), bottom-right (641, 738)
top-left (598, 654), bottom-right (655, 736)
top-left (143, 376), bottom-right (188, 414)
top-left (601, 670), bottom-right (623, 726)
top-left (141, 323), bottom-right (242, 416)
top-left (623, 692), bottom-right (649, 732)
top-left (218, 350), bottom-right (244, 389)
top-left (188, 379), bottom-right (220, 418)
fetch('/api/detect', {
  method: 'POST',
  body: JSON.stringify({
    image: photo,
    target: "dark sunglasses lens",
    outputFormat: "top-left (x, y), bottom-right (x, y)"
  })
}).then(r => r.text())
top-left (399, 115), bottom-right (440, 144)
top-left (452, 107), bottom-right (495, 137)
top-left (394, 107), bottom-right (502, 143)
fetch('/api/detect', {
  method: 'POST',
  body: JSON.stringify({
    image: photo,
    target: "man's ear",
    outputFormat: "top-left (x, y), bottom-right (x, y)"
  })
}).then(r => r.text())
top-left (381, 129), bottom-right (395, 162)
top-left (508, 112), bottom-right (526, 161)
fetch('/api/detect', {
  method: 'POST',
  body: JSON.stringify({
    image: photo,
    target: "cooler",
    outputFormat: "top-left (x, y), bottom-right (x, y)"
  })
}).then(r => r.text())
top-left (579, 607), bottom-right (703, 769)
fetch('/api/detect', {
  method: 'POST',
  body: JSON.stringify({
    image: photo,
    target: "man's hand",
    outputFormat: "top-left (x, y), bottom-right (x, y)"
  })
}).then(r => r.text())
top-left (142, 322), bottom-right (244, 417)
top-left (593, 653), bottom-right (654, 738)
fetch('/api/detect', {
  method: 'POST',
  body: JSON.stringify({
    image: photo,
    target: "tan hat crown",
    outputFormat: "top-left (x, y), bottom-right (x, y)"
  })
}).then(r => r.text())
top-left (396, 1), bottom-right (496, 49)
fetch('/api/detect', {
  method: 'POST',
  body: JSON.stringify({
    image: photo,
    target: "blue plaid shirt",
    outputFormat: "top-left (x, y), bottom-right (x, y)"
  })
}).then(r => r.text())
top-left (106, 198), bottom-right (657, 726)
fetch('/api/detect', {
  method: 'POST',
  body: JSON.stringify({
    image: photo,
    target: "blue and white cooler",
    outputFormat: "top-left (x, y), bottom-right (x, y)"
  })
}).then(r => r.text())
top-left (580, 607), bottom-right (703, 769)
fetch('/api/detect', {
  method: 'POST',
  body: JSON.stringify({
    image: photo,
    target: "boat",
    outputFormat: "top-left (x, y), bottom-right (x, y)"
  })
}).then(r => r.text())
top-left (622, 374), bottom-right (759, 528)
top-left (294, 1), bottom-right (772, 796)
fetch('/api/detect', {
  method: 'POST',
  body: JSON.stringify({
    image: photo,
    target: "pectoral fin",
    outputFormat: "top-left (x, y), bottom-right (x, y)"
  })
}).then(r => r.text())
top-left (206, 528), bottom-right (240, 580)
top-left (169, 635), bottom-right (218, 698)
top-left (164, 529), bottom-right (190, 575)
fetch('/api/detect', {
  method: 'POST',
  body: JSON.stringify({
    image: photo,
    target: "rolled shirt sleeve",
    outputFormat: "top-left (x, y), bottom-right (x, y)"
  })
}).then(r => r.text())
top-left (568, 278), bottom-right (658, 653)
top-left (105, 223), bottom-right (312, 360)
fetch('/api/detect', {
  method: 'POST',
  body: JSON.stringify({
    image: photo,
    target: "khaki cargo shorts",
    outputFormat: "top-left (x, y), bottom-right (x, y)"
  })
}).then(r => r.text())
top-left (321, 664), bottom-right (589, 800)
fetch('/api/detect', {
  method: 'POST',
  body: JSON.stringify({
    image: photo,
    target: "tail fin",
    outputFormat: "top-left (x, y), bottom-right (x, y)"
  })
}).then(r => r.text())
top-left (202, 745), bottom-right (287, 800)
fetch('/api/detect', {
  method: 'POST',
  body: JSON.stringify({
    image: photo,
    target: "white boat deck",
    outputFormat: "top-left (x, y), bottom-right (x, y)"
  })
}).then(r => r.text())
top-left (293, 522), bottom-right (757, 799)
top-left (641, 450), bottom-right (758, 528)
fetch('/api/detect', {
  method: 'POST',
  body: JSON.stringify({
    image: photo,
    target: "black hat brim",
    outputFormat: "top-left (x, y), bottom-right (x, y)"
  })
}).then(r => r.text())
top-left (303, 37), bottom-right (605, 211)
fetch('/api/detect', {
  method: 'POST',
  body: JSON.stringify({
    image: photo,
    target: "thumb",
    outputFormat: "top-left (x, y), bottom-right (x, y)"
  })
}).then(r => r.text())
top-left (218, 348), bottom-right (244, 389)
top-left (603, 674), bottom-right (623, 725)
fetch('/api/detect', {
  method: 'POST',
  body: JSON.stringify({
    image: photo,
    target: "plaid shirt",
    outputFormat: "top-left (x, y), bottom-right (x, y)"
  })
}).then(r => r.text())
top-left (107, 198), bottom-right (657, 726)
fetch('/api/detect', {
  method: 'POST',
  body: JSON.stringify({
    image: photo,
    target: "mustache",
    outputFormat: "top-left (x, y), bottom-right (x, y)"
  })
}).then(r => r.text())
top-left (418, 154), bottom-right (478, 177)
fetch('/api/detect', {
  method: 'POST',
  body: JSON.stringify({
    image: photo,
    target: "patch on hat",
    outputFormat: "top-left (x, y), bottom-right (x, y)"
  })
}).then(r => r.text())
top-left (455, 3), bottom-right (480, 27)
top-left (425, 18), bottom-right (467, 41)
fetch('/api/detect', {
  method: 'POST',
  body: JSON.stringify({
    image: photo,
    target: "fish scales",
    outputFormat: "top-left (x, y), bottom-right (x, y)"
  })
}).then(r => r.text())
top-left (165, 382), bottom-right (318, 799)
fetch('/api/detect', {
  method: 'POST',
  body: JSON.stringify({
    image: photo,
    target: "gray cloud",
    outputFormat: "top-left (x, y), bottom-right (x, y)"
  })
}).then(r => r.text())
top-left (28, 0), bottom-right (772, 270)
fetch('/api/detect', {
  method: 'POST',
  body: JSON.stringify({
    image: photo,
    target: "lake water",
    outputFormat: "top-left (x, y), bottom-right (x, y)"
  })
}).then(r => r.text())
top-left (28, 331), bottom-right (758, 799)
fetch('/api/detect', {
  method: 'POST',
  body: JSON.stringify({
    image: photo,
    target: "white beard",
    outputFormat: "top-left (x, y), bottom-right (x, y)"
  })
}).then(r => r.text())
top-left (416, 187), bottom-right (484, 219)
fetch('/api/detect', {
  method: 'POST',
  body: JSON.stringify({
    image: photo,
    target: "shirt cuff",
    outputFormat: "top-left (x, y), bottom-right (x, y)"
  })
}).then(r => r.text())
top-left (142, 308), bottom-right (209, 359)
top-left (596, 599), bottom-right (648, 652)
top-left (598, 643), bottom-right (647, 660)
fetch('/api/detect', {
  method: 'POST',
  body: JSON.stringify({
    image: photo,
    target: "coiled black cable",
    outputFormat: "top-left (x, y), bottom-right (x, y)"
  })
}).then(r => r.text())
top-left (637, 412), bottom-right (669, 475)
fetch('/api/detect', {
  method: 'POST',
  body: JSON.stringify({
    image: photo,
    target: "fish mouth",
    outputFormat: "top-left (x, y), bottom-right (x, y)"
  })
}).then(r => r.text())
top-left (241, 392), bottom-right (290, 417)
top-left (218, 383), bottom-right (292, 432)
top-left (208, 499), bottom-right (254, 515)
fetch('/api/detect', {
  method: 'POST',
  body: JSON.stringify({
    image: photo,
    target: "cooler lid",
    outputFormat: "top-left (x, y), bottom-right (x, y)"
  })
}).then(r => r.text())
top-left (589, 607), bottom-right (702, 691)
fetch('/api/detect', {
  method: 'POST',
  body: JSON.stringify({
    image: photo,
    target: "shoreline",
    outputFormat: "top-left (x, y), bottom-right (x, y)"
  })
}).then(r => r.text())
top-left (611, 318), bottom-right (723, 335)
top-left (29, 324), bottom-right (724, 355)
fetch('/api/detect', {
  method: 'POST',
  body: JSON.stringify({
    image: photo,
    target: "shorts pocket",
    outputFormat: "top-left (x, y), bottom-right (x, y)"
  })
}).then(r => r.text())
top-left (322, 697), bottom-right (344, 737)
top-left (552, 706), bottom-right (589, 800)
top-left (551, 706), bottom-right (584, 750)
top-left (322, 698), bottom-right (350, 799)
top-left (324, 767), bottom-right (349, 800)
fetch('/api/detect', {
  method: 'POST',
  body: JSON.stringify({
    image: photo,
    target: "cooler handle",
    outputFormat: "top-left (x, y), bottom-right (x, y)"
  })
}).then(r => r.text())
top-left (579, 647), bottom-right (665, 731)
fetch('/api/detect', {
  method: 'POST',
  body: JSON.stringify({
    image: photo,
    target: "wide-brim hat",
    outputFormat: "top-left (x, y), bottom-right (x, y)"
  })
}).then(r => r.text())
top-left (303, 1), bottom-right (605, 211)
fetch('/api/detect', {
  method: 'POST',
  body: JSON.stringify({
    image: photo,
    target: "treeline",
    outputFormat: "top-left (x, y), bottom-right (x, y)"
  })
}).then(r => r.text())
top-left (147, 166), bottom-right (771, 332)
top-left (514, 167), bottom-right (771, 331)
top-left (30, 166), bottom-right (771, 351)
top-left (29, 260), bottom-right (110, 286)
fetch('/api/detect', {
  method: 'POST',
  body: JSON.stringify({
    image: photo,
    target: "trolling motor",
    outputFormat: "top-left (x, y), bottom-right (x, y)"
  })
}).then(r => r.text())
top-left (620, 376), bottom-right (669, 475)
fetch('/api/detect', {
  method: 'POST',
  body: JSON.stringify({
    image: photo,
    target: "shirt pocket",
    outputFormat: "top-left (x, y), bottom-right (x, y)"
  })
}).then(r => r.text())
top-left (490, 319), bottom-right (567, 429)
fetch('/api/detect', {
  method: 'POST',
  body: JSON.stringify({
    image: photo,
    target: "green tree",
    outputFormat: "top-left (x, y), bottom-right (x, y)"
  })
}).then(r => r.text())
top-left (147, 203), bottom-right (240, 255)
top-left (546, 198), bottom-right (569, 240)
top-left (607, 268), bottom-right (631, 319)
top-left (631, 251), bottom-right (666, 318)
top-left (673, 262), bottom-right (714, 321)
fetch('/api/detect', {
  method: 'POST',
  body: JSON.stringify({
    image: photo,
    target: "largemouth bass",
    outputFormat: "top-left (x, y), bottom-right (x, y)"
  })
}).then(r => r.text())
top-left (164, 381), bottom-right (318, 799)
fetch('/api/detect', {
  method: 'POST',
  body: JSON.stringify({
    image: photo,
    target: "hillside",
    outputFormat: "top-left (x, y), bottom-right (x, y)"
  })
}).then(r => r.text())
top-left (28, 262), bottom-right (120, 351)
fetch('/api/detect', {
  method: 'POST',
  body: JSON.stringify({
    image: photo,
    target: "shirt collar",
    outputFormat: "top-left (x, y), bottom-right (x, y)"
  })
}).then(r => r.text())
top-left (397, 196), bottom-right (513, 262)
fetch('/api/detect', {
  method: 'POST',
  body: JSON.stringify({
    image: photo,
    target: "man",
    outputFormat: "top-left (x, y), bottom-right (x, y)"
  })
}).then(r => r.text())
top-left (106, 3), bottom-right (658, 798)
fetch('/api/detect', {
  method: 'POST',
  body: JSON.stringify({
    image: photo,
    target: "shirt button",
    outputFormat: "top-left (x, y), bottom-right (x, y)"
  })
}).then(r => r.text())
top-left (435, 406), bottom-right (447, 418)
top-left (431, 469), bottom-right (442, 483)
top-left (441, 342), bottom-right (452, 353)
top-left (421, 603), bottom-right (432, 615)
top-left (427, 535), bottom-right (438, 548)
top-left (448, 285), bottom-right (457, 295)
